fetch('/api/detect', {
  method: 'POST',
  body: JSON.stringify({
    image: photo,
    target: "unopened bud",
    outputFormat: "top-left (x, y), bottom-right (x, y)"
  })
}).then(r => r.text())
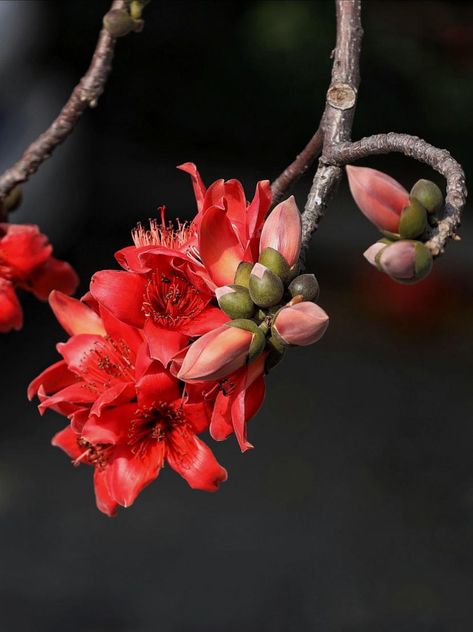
top-left (215, 285), bottom-right (255, 320)
top-left (288, 274), bottom-right (320, 302)
top-left (103, 9), bottom-right (136, 37)
top-left (258, 247), bottom-right (290, 283)
top-left (272, 302), bottom-right (329, 347)
top-left (378, 240), bottom-right (433, 284)
top-left (410, 179), bottom-right (444, 215)
top-left (259, 196), bottom-right (302, 267)
top-left (399, 198), bottom-right (427, 239)
top-left (227, 319), bottom-right (266, 362)
top-left (234, 261), bottom-right (253, 288)
top-left (249, 263), bottom-right (284, 308)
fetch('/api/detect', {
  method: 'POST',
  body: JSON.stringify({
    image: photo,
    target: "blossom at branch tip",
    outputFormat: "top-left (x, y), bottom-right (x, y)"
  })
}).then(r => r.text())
top-left (28, 292), bottom-right (227, 516)
top-left (0, 223), bottom-right (78, 332)
top-left (259, 195), bottom-right (302, 268)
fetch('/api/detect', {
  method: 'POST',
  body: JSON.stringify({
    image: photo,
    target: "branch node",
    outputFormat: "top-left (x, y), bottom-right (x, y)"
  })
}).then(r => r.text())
top-left (326, 83), bottom-right (357, 110)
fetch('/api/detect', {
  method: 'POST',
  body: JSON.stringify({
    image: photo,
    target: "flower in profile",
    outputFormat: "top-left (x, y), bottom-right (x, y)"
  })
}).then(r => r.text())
top-left (272, 301), bottom-right (329, 346)
top-left (364, 239), bottom-right (433, 284)
top-left (259, 196), bottom-right (302, 269)
top-left (0, 223), bottom-right (78, 332)
top-left (29, 291), bottom-right (227, 516)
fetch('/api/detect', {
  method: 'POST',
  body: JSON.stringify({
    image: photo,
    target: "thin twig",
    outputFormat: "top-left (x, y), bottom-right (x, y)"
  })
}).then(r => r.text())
top-left (330, 133), bottom-right (467, 256)
top-left (300, 0), bottom-right (363, 261)
top-left (0, 0), bottom-right (133, 218)
top-left (271, 128), bottom-right (324, 206)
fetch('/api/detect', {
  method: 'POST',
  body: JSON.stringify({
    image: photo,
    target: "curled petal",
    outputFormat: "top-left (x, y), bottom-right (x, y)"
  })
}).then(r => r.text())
top-left (0, 223), bottom-right (51, 277)
top-left (27, 359), bottom-right (76, 401)
top-left (94, 469), bottom-right (118, 517)
top-left (199, 206), bottom-right (245, 286)
top-left (177, 162), bottom-right (207, 213)
top-left (28, 257), bottom-right (79, 300)
top-left (90, 270), bottom-right (147, 328)
top-left (51, 426), bottom-right (81, 459)
top-left (49, 291), bottom-right (106, 337)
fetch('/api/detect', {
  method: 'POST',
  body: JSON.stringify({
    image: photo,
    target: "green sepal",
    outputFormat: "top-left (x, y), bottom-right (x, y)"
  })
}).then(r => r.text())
top-left (410, 179), bottom-right (444, 215)
top-left (399, 199), bottom-right (427, 240)
top-left (217, 285), bottom-right (255, 320)
top-left (381, 229), bottom-right (401, 241)
top-left (258, 247), bottom-right (290, 283)
top-left (234, 262), bottom-right (253, 288)
top-left (249, 266), bottom-right (284, 308)
top-left (414, 241), bottom-right (433, 281)
top-left (265, 336), bottom-right (286, 373)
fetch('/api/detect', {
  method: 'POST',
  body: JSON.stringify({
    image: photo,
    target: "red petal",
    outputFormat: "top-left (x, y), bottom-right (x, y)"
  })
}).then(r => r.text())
top-left (209, 391), bottom-right (233, 441)
top-left (51, 425), bottom-right (81, 459)
top-left (167, 428), bottom-right (227, 491)
top-left (49, 291), bottom-right (106, 336)
top-left (39, 383), bottom-right (96, 415)
top-left (82, 404), bottom-right (136, 444)
top-left (90, 382), bottom-right (136, 416)
top-left (178, 305), bottom-right (229, 337)
top-left (90, 270), bottom-right (146, 328)
top-left (28, 257), bottom-right (79, 300)
top-left (27, 359), bottom-right (76, 400)
top-left (70, 407), bottom-right (90, 433)
top-left (0, 278), bottom-right (23, 332)
top-left (99, 304), bottom-right (143, 356)
top-left (0, 223), bottom-right (51, 277)
top-left (105, 443), bottom-right (165, 508)
top-left (177, 162), bottom-right (207, 213)
top-left (223, 179), bottom-right (247, 242)
top-left (199, 206), bottom-right (245, 286)
top-left (247, 180), bottom-right (272, 237)
top-left (144, 320), bottom-right (189, 367)
top-left (136, 363), bottom-right (180, 408)
top-left (94, 469), bottom-right (118, 517)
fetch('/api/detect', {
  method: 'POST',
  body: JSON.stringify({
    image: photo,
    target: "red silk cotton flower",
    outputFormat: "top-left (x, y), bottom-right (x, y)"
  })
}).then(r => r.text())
top-left (29, 291), bottom-right (227, 516)
top-left (0, 223), bottom-right (78, 332)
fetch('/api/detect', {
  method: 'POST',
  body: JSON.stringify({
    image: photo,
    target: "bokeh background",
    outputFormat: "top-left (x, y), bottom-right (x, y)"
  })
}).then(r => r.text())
top-left (1, 1), bottom-right (472, 630)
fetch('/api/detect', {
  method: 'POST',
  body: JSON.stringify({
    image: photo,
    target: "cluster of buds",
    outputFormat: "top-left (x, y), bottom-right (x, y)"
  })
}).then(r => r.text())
top-left (177, 197), bottom-right (329, 382)
top-left (347, 166), bottom-right (444, 284)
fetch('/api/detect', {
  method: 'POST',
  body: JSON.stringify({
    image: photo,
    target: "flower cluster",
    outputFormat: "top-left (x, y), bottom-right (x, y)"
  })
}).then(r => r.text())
top-left (346, 166), bottom-right (444, 284)
top-left (0, 223), bottom-right (78, 332)
top-left (29, 164), bottom-right (329, 516)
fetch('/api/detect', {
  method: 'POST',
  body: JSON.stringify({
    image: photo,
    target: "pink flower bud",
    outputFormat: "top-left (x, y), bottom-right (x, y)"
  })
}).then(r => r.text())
top-left (346, 165), bottom-right (409, 234)
top-left (259, 196), bottom-right (302, 267)
top-left (379, 240), bottom-right (416, 280)
top-left (363, 242), bottom-right (386, 267)
top-left (272, 301), bottom-right (329, 346)
top-left (177, 324), bottom-right (255, 382)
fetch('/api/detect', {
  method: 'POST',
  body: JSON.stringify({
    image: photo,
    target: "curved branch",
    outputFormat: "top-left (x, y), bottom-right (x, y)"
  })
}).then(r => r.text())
top-left (271, 128), bottom-right (324, 206)
top-left (300, 0), bottom-right (363, 260)
top-left (329, 133), bottom-right (467, 256)
top-left (0, 0), bottom-right (137, 218)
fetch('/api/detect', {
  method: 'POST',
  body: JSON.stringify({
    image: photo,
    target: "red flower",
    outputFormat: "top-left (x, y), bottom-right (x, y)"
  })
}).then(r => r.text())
top-left (28, 291), bottom-right (227, 516)
top-left (0, 223), bottom-right (78, 332)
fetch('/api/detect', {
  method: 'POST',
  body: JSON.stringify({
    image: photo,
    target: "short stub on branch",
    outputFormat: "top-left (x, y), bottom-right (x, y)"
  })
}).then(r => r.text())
top-left (326, 83), bottom-right (357, 110)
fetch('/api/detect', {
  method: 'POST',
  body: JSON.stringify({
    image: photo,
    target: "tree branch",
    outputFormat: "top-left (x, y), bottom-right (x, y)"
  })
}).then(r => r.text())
top-left (329, 133), bottom-right (467, 256)
top-left (300, 0), bottom-right (363, 261)
top-left (271, 127), bottom-right (324, 206)
top-left (0, 0), bottom-right (138, 219)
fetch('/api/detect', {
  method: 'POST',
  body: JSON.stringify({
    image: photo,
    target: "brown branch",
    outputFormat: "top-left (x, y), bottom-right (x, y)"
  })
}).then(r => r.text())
top-left (300, 0), bottom-right (363, 261)
top-left (271, 127), bottom-right (324, 206)
top-left (0, 0), bottom-right (140, 219)
top-left (329, 133), bottom-right (467, 256)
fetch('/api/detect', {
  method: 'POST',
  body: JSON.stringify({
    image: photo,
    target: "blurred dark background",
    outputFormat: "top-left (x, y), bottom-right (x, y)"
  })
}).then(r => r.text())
top-left (1, 1), bottom-right (472, 630)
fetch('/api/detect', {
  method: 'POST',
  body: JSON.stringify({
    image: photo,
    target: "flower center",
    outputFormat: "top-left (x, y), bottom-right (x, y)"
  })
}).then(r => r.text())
top-left (83, 337), bottom-right (135, 391)
top-left (132, 208), bottom-right (193, 251)
top-left (74, 439), bottom-right (113, 469)
top-left (142, 272), bottom-right (208, 328)
top-left (127, 402), bottom-right (184, 455)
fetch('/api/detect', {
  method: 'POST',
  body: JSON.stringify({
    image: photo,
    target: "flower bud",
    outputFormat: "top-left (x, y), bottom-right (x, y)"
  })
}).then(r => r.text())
top-left (215, 284), bottom-right (255, 320)
top-left (346, 165), bottom-right (409, 233)
top-left (259, 196), bottom-right (302, 267)
top-left (363, 242), bottom-right (387, 269)
top-left (377, 240), bottom-right (433, 284)
top-left (399, 198), bottom-right (427, 239)
top-left (272, 302), bottom-right (329, 347)
top-left (288, 274), bottom-right (320, 302)
top-left (248, 263), bottom-right (284, 308)
top-left (103, 9), bottom-right (136, 37)
top-left (258, 247), bottom-right (290, 283)
top-left (410, 179), bottom-right (444, 215)
top-left (177, 320), bottom-right (265, 382)
top-left (234, 261), bottom-right (253, 288)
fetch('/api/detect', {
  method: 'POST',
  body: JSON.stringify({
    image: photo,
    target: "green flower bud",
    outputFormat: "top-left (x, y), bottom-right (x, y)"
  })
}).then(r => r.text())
top-left (227, 319), bottom-right (266, 362)
top-left (248, 263), bottom-right (284, 308)
top-left (265, 336), bottom-right (286, 373)
top-left (258, 247), bottom-right (290, 283)
top-left (234, 261), bottom-right (253, 288)
top-left (215, 285), bottom-right (255, 320)
top-left (288, 274), bottom-right (320, 302)
top-left (103, 9), bottom-right (136, 37)
top-left (410, 179), bottom-right (444, 215)
top-left (399, 198), bottom-right (427, 239)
